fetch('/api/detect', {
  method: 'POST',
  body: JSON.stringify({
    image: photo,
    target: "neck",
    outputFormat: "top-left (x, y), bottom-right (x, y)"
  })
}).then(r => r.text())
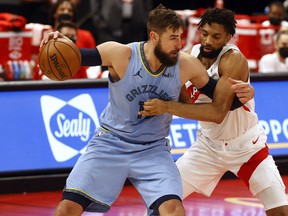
top-left (144, 42), bottom-right (163, 72)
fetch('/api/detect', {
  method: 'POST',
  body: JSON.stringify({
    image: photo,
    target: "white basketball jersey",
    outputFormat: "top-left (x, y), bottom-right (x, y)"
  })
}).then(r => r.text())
top-left (190, 44), bottom-right (258, 140)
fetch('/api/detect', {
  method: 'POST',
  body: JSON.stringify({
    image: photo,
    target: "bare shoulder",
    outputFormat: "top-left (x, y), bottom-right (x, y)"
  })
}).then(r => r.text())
top-left (179, 50), bottom-right (198, 63)
top-left (179, 51), bottom-right (200, 74)
top-left (183, 47), bottom-right (192, 54)
top-left (179, 51), bottom-right (209, 87)
top-left (219, 48), bottom-right (248, 80)
top-left (98, 41), bottom-right (132, 57)
top-left (221, 48), bottom-right (247, 66)
top-left (97, 41), bottom-right (132, 68)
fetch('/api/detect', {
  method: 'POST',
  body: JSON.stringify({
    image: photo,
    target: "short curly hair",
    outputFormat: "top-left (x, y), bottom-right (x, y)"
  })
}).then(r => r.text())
top-left (198, 8), bottom-right (237, 36)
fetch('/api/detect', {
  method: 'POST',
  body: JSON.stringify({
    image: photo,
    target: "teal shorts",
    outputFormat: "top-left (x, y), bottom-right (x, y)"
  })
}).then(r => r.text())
top-left (64, 127), bottom-right (182, 212)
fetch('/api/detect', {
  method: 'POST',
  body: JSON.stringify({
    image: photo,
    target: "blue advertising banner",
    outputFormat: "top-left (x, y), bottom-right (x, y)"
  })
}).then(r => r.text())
top-left (0, 88), bottom-right (108, 172)
top-left (0, 80), bottom-right (287, 173)
top-left (253, 80), bottom-right (288, 156)
top-left (170, 80), bottom-right (288, 160)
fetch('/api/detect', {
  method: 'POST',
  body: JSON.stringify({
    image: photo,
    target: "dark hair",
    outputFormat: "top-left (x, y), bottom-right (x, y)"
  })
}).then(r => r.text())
top-left (56, 20), bottom-right (78, 32)
top-left (198, 8), bottom-right (236, 36)
top-left (147, 4), bottom-right (184, 37)
top-left (48, 0), bottom-right (77, 26)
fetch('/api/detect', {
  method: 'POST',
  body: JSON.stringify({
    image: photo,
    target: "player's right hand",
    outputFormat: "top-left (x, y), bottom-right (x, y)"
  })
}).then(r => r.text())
top-left (138, 98), bottom-right (168, 117)
top-left (229, 78), bottom-right (254, 104)
top-left (40, 31), bottom-right (66, 48)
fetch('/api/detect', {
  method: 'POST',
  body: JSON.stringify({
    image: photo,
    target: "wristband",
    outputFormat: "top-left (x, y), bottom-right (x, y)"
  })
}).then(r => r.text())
top-left (79, 48), bottom-right (102, 66)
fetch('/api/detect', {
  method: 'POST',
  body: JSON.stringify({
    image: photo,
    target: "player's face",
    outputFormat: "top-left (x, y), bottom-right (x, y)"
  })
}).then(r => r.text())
top-left (276, 33), bottom-right (288, 58)
top-left (154, 28), bottom-right (182, 67)
top-left (199, 23), bottom-right (230, 59)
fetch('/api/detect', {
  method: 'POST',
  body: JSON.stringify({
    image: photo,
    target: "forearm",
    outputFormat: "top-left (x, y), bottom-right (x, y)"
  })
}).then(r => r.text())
top-left (188, 77), bottom-right (243, 110)
top-left (167, 101), bottom-right (226, 123)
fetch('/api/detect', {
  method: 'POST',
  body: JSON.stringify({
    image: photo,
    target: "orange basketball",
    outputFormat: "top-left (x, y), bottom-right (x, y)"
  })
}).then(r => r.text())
top-left (38, 38), bottom-right (81, 81)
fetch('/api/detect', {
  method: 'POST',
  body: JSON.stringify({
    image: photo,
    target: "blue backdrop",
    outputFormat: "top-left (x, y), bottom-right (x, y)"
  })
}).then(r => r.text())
top-left (0, 80), bottom-right (287, 173)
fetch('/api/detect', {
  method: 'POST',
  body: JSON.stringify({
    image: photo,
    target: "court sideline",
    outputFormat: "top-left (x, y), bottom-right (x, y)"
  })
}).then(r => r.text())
top-left (0, 175), bottom-right (287, 216)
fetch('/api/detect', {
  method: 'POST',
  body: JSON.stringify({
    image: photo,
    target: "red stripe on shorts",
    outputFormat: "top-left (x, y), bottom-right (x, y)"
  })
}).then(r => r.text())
top-left (237, 144), bottom-right (269, 188)
top-left (242, 105), bottom-right (251, 112)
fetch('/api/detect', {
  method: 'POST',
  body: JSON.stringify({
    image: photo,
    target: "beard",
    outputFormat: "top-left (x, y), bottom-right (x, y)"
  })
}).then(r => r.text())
top-left (154, 41), bottom-right (179, 67)
top-left (199, 45), bottom-right (223, 59)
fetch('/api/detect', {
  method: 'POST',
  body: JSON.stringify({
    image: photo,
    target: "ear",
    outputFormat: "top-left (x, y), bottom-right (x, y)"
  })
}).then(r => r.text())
top-left (225, 35), bottom-right (232, 44)
top-left (150, 31), bottom-right (159, 42)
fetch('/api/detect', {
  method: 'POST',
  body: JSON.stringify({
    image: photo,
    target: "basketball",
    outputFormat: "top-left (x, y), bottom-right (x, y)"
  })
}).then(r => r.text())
top-left (38, 37), bottom-right (81, 81)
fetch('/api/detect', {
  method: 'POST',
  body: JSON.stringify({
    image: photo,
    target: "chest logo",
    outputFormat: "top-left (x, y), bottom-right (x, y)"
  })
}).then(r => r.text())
top-left (133, 68), bottom-right (143, 78)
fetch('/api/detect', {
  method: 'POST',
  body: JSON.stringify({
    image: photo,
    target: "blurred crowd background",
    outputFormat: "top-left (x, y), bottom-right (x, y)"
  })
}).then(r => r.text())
top-left (0, 0), bottom-right (287, 81)
top-left (0, 0), bottom-right (274, 24)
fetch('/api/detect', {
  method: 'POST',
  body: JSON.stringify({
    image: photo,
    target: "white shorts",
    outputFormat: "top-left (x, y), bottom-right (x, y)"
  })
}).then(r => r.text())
top-left (176, 124), bottom-right (286, 197)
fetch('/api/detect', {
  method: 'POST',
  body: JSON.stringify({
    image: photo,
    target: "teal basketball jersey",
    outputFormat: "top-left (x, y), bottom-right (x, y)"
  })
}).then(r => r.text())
top-left (100, 42), bottom-right (182, 143)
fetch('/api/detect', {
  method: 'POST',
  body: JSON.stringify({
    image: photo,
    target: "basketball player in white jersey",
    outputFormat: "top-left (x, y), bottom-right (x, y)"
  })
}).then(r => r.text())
top-left (139, 8), bottom-right (288, 216)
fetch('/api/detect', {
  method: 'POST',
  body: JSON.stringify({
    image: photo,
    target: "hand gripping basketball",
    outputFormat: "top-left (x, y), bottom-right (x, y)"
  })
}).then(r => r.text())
top-left (38, 37), bottom-right (81, 81)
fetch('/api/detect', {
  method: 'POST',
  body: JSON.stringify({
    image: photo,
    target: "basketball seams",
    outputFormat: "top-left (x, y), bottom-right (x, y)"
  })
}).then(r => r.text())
top-left (53, 42), bottom-right (73, 78)
top-left (56, 40), bottom-right (81, 64)
top-left (47, 40), bottom-right (61, 80)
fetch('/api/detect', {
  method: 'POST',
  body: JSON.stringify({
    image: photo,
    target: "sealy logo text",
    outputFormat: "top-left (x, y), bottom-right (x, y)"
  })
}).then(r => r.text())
top-left (41, 94), bottom-right (100, 162)
top-left (54, 112), bottom-right (91, 142)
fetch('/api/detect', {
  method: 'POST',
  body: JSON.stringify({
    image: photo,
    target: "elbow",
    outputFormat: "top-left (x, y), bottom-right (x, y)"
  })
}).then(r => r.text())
top-left (213, 113), bottom-right (225, 124)
top-left (212, 107), bottom-right (228, 124)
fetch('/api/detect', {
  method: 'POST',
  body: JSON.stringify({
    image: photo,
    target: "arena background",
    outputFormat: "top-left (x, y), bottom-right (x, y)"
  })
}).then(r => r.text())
top-left (0, 0), bottom-right (287, 195)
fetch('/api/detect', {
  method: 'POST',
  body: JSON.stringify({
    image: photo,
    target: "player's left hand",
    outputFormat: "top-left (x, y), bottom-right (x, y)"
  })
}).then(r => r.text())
top-left (40, 31), bottom-right (67, 48)
top-left (138, 99), bottom-right (168, 116)
top-left (229, 78), bottom-right (254, 104)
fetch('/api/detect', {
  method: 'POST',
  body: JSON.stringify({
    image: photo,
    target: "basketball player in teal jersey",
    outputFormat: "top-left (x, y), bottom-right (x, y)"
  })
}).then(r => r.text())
top-left (41, 5), bottom-right (254, 216)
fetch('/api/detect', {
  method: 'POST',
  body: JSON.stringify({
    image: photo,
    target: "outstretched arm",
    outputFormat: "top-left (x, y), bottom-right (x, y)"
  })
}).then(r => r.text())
top-left (40, 31), bottom-right (131, 80)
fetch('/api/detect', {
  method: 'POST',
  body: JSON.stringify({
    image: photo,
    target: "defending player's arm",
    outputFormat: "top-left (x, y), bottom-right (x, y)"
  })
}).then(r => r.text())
top-left (182, 48), bottom-right (253, 108)
top-left (139, 50), bottom-right (249, 123)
